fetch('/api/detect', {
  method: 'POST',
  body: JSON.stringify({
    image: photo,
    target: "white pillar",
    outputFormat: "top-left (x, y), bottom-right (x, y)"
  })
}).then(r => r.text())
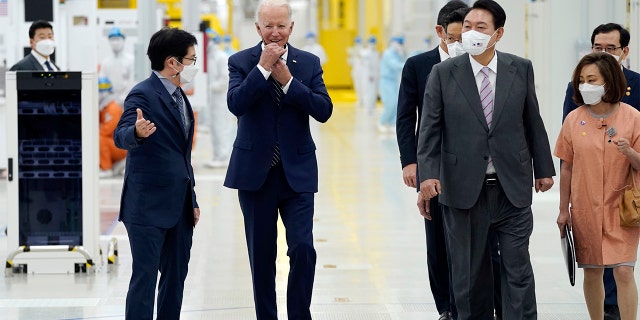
top-left (182, 0), bottom-right (201, 33)
top-left (135, 0), bottom-right (157, 81)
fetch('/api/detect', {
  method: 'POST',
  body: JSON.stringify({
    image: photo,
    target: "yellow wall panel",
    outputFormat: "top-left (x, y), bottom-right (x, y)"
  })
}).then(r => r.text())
top-left (321, 29), bottom-right (355, 88)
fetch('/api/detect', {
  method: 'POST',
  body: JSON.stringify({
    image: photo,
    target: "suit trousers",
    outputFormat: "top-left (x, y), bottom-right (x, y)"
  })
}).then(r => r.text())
top-left (604, 268), bottom-right (618, 305)
top-left (443, 180), bottom-right (536, 320)
top-left (123, 200), bottom-right (193, 320)
top-left (238, 163), bottom-right (317, 320)
top-left (424, 196), bottom-right (455, 315)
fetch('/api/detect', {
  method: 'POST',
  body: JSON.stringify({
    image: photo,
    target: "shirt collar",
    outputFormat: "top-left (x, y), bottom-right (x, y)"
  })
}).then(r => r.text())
top-left (469, 51), bottom-right (498, 76)
top-left (153, 70), bottom-right (179, 95)
top-left (261, 42), bottom-right (288, 62)
top-left (438, 45), bottom-right (450, 62)
top-left (31, 51), bottom-right (53, 69)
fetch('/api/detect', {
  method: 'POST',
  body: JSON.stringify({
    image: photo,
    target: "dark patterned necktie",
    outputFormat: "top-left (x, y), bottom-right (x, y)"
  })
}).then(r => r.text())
top-left (269, 77), bottom-right (284, 166)
top-left (44, 61), bottom-right (54, 71)
top-left (172, 87), bottom-right (189, 136)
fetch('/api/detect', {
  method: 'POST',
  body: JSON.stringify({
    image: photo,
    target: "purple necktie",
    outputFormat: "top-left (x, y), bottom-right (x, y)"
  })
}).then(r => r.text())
top-left (480, 67), bottom-right (495, 173)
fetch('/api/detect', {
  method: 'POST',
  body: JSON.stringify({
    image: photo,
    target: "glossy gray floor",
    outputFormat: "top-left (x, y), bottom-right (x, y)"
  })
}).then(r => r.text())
top-left (0, 103), bottom-right (628, 319)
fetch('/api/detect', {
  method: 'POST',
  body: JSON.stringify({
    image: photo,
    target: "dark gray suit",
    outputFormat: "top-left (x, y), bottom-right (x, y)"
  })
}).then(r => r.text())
top-left (9, 52), bottom-right (58, 71)
top-left (417, 52), bottom-right (555, 319)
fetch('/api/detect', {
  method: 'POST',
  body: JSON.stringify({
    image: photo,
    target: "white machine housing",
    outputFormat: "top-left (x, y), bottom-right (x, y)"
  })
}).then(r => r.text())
top-left (5, 71), bottom-right (99, 274)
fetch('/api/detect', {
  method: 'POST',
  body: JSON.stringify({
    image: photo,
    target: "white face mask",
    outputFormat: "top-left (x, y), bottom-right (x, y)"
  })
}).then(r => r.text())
top-left (109, 37), bottom-right (125, 53)
top-left (35, 39), bottom-right (55, 57)
top-left (608, 52), bottom-right (623, 65)
top-left (461, 29), bottom-right (497, 56)
top-left (172, 58), bottom-right (199, 83)
top-left (446, 41), bottom-right (464, 58)
top-left (579, 83), bottom-right (606, 105)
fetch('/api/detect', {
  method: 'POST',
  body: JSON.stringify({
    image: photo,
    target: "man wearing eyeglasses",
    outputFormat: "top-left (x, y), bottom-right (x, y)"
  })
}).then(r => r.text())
top-left (563, 23), bottom-right (640, 121)
top-left (114, 27), bottom-right (200, 320)
top-left (561, 23), bottom-right (640, 320)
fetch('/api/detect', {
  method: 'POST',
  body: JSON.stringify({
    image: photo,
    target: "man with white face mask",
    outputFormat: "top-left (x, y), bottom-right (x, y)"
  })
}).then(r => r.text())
top-left (417, 1), bottom-right (556, 319)
top-left (396, 3), bottom-right (469, 320)
top-left (561, 22), bottom-right (640, 320)
top-left (563, 23), bottom-right (640, 120)
top-left (10, 20), bottom-right (60, 71)
top-left (113, 27), bottom-right (200, 320)
top-left (100, 27), bottom-right (135, 105)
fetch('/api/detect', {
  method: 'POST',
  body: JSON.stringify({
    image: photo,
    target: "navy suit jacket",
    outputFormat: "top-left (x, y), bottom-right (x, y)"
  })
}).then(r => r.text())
top-left (396, 47), bottom-right (441, 169)
top-left (224, 43), bottom-right (332, 193)
top-left (114, 72), bottom-right (198, 228)
top-left (10, 52), bottom-right (59, 71)
top-left (563, 67), bottom-right (640, 121)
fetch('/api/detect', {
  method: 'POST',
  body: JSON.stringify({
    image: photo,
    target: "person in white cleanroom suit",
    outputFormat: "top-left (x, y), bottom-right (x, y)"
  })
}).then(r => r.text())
top-left (378, 36), bottom-right (406, 133)
top-left (410, 36), bottom-right (431, 57)
top-left (99, 27), bottom-right (134, 105)
top-left (205, 34), bottom-right (235, 168)
top-left (360, 35), bottom-right (380, 114)
top-left (347, 36), bottom-right (364, 107)
top-left (301, 31), bottom-right (327, 66)
top-left (222, 34), bottom-right (236, 56)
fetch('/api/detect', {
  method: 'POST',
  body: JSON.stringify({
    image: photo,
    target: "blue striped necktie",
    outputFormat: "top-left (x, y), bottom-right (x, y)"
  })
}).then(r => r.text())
top-left (172, 87), bottom-right (189, 136)
top-left (269, 77), bottom-right (283, 166)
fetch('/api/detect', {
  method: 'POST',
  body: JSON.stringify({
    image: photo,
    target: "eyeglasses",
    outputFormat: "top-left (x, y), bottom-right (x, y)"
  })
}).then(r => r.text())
top-left (592, 46), bottom-right (623, 54)
top-left (181, 56), bottom-right (197, 66)
top-left (444, 37), bottom-right (462, 44)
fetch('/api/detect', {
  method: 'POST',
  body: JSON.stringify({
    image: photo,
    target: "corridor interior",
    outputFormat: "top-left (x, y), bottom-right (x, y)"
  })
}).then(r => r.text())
top-left (0, 98), bottom-right (601, 319)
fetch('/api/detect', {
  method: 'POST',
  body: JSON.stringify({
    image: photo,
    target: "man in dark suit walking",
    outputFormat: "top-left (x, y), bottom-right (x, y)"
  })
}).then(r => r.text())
top-left (561, 22), bottom-right (639, 320)
top-left (417, 1), bottom-right (555, 319)
top-left (224, 0), bottom-right (332, 319)
top-left (10, 20), bottom-right (60, 71)
top-left (396, 3), bottom-right (469, 320)
top-left (114, 27), bottom-right (200, 320)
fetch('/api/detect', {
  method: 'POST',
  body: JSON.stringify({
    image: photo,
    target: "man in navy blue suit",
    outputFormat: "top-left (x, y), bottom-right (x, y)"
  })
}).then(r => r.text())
top-left (562, 23), bottom-right (640, 320)
top-left (224, 0), bottom-right (332, 318)
top-left (114, 27), bottom-right (200, 320)
top-left (563, 23), bottom-right (640, 121)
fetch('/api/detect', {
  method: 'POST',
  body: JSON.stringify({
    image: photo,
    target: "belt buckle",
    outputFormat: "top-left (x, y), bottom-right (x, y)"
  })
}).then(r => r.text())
top-left (485, 177), bottom-right (498, 186)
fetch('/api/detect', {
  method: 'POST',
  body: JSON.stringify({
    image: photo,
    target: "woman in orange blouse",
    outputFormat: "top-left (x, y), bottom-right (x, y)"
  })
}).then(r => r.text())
top-left (555, 52), bottom-right (640, 320)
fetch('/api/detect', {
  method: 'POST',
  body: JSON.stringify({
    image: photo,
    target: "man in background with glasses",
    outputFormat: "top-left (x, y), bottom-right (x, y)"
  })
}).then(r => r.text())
top-left (397, 3), bottom-right (474, 320)
top-left (561, 22), bottom-right (640, 320)
top-left (563, 23), bottom-right (640, 121)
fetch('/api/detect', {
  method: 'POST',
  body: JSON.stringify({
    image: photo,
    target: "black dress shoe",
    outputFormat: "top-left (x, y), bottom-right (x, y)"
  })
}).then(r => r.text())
top-left (604, 304), bottom-right (620, 320)
top-left (438, 311), bottom-right (453, 320)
